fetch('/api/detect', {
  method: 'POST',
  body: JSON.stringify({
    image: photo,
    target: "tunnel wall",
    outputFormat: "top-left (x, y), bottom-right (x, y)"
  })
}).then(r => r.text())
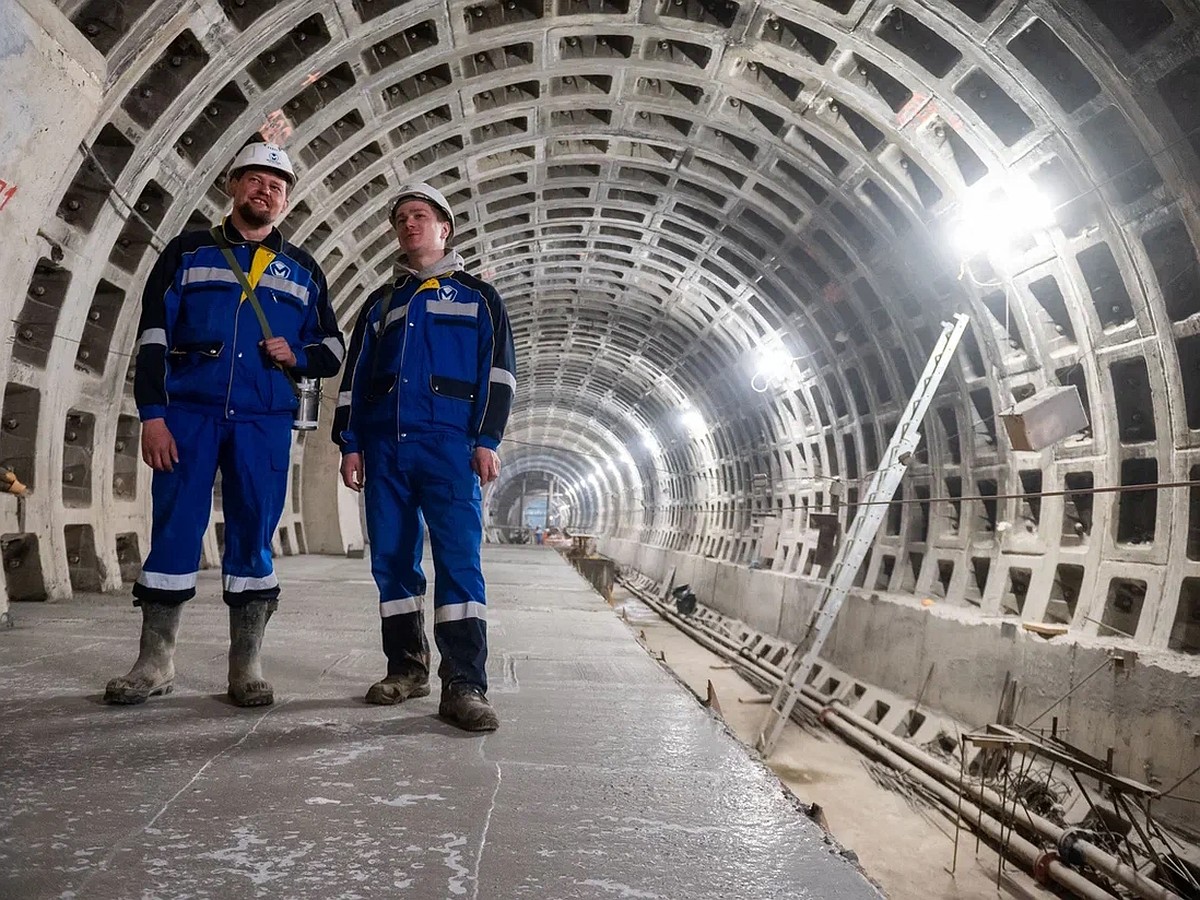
top-left (602, 534), bottom-right (1200, 828)
top-left (1, 0), bottom-right (106, 602)
top-left (0, 0), bottom-right (337, 604)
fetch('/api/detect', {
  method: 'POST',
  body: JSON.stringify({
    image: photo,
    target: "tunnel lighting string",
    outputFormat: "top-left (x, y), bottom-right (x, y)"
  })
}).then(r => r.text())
top-left (42, 108), bottom-right (1200, 463)
top-left (504, 435), bottom-right (850, 487)
top-left (512, 428), bottom-right (1200, 514)
top-left (559, 462), bottom-right (1200, 514)
top-left (621, 477), bottom-right (1200, 515)
top-left (605, 137), bottom-right (1200, 473)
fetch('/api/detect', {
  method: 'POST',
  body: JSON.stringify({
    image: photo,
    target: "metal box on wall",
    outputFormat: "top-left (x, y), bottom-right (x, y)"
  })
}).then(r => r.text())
top-left (1001, 385), bottom-right (1089, 451)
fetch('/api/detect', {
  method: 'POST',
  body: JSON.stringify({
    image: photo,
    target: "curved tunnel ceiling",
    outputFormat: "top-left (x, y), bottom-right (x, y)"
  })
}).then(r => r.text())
top-left (9, 0), bottom-right (1200, 652)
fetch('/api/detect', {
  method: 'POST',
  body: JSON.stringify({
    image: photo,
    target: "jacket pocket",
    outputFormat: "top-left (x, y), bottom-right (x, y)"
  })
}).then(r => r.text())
top-left (366, 372), bottom-right (397, 402)
top-left (169, 340), bottom-right (224, 359)
top-left (429, 375), bottom-right (474, 432)
top-left (430, 375), bottom-right (476, 402)
top-left (167, 341), bottom-right (225, 403)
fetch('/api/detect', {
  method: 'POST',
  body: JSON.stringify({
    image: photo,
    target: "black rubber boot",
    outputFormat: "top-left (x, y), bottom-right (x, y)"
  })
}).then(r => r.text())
top-left (227, 600), bottom-right (276, 707)
top-left (104, 602), bottom-right (183, 705)
top-left (365, 611), bottom-right (430, 705)
top-left (439, 684), bottom-right (499, 732)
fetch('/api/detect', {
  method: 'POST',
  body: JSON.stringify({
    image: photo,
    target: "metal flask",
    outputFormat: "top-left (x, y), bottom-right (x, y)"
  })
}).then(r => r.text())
top-left (292, 377), bottom-right (321, 431)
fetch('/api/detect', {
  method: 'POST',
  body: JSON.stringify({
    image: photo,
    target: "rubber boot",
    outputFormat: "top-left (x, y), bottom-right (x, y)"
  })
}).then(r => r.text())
top-left (365, 611), bottom-right (430, 705)
top-left (227, 600), bottom-right (276, 707)
top-left (104, 602), bottom-right (183, 705)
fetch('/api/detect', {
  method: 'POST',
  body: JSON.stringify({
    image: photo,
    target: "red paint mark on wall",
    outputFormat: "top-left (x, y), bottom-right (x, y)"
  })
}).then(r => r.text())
top-left (822, 282), bottom-right (846, 305)
top-left (896, 92), bottom-right (966, 134)
top-left (0, 179), bottom-right (16, 212)
top-left (259, 110), bottom-right (294, 146)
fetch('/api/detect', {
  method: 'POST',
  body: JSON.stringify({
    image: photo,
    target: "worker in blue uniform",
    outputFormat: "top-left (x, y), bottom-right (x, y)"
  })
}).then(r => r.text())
top-left (105, 140), bottom-right (345, 707)
top-left (333, 183), bottom-right (516, 732)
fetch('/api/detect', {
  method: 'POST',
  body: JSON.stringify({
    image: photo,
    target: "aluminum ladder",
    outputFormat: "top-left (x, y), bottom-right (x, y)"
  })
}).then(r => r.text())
top-left (755, 313), bottom-right (970, 756)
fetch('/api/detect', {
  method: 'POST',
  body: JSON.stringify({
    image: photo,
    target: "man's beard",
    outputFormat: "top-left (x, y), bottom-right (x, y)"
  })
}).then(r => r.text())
top-left (236, 200), bottom-right (274, 229)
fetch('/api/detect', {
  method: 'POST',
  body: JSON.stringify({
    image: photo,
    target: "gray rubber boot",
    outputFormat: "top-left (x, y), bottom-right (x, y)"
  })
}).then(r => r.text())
top-left (104, 602), bottom-right (183, 705)
top-left (227, 600), bottom-right (276, 707)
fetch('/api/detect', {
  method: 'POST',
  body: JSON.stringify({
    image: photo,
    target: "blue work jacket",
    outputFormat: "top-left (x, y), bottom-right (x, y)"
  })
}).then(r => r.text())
top-left (133, 219), bottom-right (345, 421)
top-left (333, 252), bottom-right (516, 455)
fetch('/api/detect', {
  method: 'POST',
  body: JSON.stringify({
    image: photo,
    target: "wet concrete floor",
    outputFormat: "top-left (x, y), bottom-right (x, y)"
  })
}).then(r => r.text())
top-left (0, 546), bottom-right (882, 899)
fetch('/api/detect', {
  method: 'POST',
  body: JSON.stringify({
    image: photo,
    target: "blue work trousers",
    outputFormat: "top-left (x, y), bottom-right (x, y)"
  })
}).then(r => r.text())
top-left (133, 406), bottom-right (292, 608)
top-left (362, 433), bottom-right (488, 691)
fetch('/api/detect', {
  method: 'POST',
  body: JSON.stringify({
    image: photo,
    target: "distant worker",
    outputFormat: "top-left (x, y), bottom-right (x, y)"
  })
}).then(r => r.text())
top-left (333, 182), bottom-right (516, 732)
top-left (534, 526), bottom-right (544, 545)
top-left (106, 139), bottom-right (345, 707)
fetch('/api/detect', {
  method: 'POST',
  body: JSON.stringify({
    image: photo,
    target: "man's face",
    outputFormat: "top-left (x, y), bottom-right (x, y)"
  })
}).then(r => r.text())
top-left (393, 199), bottom-right (450, 256)
top-left (228, 168), bottom-right (289, 228)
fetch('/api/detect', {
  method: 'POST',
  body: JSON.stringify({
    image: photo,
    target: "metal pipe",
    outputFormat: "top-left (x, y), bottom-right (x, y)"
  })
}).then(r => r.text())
top-left (821, 703), bottom-right (1181, 900)
top-left (817, 707), bottom-right (1115, 900)
top-left (624, 580), bottom-right (1181, 900)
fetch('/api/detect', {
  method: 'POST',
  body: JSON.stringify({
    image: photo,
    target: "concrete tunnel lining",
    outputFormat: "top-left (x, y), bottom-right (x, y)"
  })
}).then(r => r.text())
top-left (3, 0), bottom-right (1200, 838)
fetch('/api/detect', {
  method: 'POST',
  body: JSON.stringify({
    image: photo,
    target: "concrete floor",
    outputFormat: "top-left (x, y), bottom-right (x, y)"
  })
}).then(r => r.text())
top-left (0, 546), bottom-right (881, 899)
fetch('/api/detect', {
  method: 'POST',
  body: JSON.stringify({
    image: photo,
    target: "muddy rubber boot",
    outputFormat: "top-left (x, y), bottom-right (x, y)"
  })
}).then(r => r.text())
top-left (104, 602), bottom-right (183, 705)
top-left (365, 611), bottom-right (430, 705)
top-left (439, 684), bottom-right (499, 732)
top-left (227, 600), bottom-right (276, 707)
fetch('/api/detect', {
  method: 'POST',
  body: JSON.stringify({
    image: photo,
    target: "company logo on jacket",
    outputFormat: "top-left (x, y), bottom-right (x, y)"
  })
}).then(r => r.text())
top-left (268, 260), bottom-right (292, 279)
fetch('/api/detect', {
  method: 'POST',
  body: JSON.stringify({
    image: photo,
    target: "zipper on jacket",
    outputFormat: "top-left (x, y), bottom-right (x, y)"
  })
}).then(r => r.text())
top-left (395, 279), bottom-right (413, 443)
top-left (226, 255), bottom-right (245, 417)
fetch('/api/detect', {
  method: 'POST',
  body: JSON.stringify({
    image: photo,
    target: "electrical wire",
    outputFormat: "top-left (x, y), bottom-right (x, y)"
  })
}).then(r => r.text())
top-left (76, 141), bottom-right (169, 254)
top-left (560, 479), bottom-right (1198, 518)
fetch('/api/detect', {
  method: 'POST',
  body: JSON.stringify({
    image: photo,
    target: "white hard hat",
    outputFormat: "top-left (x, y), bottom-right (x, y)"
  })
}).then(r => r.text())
top-left (390, 182), bottom-right (454, 234)
top-left (227, 141), bottom-right (296, 186)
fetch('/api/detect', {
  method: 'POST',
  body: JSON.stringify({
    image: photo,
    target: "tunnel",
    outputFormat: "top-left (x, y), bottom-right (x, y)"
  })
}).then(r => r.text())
top-left (3, 0), bottom-right (1200, 895)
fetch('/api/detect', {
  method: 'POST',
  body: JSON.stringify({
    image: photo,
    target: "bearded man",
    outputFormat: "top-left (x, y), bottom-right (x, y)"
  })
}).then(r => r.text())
top-left (105, 138), bottom-right (345, 707)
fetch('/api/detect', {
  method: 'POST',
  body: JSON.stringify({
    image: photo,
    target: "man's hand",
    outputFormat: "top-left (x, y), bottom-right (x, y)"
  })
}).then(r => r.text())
top-left (341, 452), bottom-right (364, 492)
top-left (261, 336), bottom-right (297, 368)
top-left (472, 447), bottom-right (500, 485)
top-left (141, 418), bottom-right (179, 472)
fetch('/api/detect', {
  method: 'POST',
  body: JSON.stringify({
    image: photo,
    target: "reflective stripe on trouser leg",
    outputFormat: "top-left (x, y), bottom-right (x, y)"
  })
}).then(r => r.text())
top-left (364, 439), bottom-right (429, 670)
top-left (218, 416), bottom-right (291, 608)
top-left (417, 436), bottom-right (488, 691)
top-left (133, 407), bottom-right (221, 606)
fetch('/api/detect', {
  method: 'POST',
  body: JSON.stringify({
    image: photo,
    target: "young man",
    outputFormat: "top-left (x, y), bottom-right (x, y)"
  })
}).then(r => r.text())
top-left (333, 183), bottom-right (516, 732)
top-left (105, 140), bottom-right (345, 707)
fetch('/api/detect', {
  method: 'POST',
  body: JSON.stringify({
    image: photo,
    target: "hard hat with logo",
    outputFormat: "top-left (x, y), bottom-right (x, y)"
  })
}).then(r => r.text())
top-left (226, 141), bottom-right (296, 187)
top-left (390, 182), bottom-right (454, 235)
